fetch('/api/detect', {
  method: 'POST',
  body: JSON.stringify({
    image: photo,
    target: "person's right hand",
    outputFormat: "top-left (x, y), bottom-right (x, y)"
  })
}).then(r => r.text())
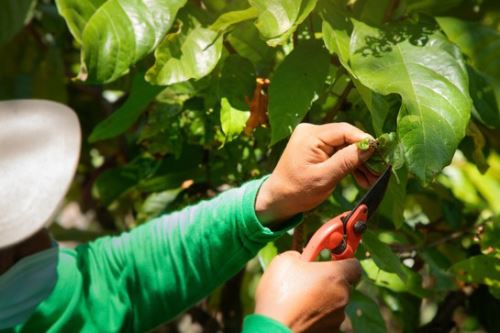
top-left (254, 251), bottom-right (361, 333)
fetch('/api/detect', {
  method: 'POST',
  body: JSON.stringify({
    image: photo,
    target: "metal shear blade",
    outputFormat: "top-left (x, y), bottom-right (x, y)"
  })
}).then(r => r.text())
top-left (342, 165), bottom-right (392, 224)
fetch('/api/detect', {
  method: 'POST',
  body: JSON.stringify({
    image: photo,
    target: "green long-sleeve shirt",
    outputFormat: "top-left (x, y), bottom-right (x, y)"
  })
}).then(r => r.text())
top-left (4, 177), bottom-right (299, 332)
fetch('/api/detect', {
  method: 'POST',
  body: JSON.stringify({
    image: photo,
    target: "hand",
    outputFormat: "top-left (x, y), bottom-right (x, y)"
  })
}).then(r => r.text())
top-left (255, 122), bottom-right (377, 224)
top-left (254, 251), bottom-right (361, 333)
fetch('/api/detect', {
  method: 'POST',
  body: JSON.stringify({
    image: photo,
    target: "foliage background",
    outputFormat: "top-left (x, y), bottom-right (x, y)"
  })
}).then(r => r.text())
top-left (2, 0), bottom-right (500, 332)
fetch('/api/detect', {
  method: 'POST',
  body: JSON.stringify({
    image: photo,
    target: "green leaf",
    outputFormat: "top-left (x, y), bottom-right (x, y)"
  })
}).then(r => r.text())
top-left (349, 18), bottom-right (472, 183)
top-left (89, 73), bottom-right (164, 143)
top-left (137, 188), bottom-right (183, 222)
top-left (437, 17), bottom-right (500, 81)
top-left (146, 27), bottom-right (223, 86)
top-left (219, 54), bottom-right (256, 110)
top-left (378, 167), bottom-right (408, 228)
top-left (257, 242), bottom-right (278, 270)
top-left (462, 163), bottom-right (500, 214)
top-left (249, 0), bottom-right (318, 46)
top-left (94, 157), bottom-right (161, 206)
top-left (400, 0), bottom-right (463, 15)
top-left (361, 259), bottom-right (429, 297)
top-left (353, 80), bottom-right (398, 136)
top-left (362, 230), bottom-right (407, 281)
top-left (450, 255), bottom-right (500, 298)
top-left (361, 259), bottom-right (407, 292)
top-left (465, 121), bottom-right (489, 173)
top-left (438, 17), bottom-right (500, 129)
top-left (210, 7), bottom-right (258, 32)
top-left (319, 0), bottom-right (353, 71)
top-left (365, 132), bottom-right (405, 174)
top-left (467, 65), bottom-right (500, 129)
top-left (226, 21), bottom-right (275, 70)
top-left (220, 98), bottom-right (250, 142)
top-left (0, 0), bottom-right (36, 45)
top-left (346, 290), bottom-right (388, 333)
top-left (54, 0), bottom-right (105, 43)
top-left (56, 0), bottom-right (187, 83)
top-left (269, 40), bottom-right (329, 144)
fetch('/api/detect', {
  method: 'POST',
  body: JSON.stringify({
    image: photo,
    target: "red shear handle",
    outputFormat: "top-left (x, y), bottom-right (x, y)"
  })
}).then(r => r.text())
top-left (301, 205), bottom-right (368, 262)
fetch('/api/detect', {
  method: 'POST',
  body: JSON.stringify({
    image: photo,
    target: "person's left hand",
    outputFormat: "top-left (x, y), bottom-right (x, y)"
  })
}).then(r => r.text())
top-left (255, 122), bottom-right (377, 224)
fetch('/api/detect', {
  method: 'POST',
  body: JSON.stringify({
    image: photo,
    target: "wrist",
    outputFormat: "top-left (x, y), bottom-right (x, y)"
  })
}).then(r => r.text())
top-left (255, 177), bottom-right (294, 226)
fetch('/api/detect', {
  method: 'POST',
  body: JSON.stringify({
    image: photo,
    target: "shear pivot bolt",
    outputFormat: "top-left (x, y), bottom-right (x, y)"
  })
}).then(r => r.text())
top-left (332, 239), bottom-right (347, 254)
top-left (354, 221), bottom-right (367, 234)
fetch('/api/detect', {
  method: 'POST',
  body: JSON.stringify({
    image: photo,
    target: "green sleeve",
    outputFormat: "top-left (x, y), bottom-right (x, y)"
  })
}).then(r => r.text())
top-left (242, 315), bottom-right (292, 333)
top-left (86, 177), bottom-right (301, 332)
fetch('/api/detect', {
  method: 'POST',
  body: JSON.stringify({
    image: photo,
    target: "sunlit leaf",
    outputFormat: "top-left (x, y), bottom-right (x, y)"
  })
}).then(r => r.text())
top-left (210, 7), bottom-right (258, 32)
top-left (56, 0), bottom-right (187, 83)
top-left (220, 98), bottom-right (250, 142)
top-left (257, 242), bottom-right (278, 270)
top-left (268, 40), bottom-right (329, 144)
top-left (249, 0), bottom-right (318, 46)
top-left (361, 259), bottom-right (429, 297)
top-left (349, 17), bottom-right (472, 182)
top-left (146, 27), bottom-right (223, 86)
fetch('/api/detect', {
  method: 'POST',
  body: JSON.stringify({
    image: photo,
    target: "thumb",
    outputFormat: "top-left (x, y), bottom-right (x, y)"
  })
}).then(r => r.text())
top-left (322, 143), bottom-right (374, 183)
top-left (314, 258), bottom-right (362, 286)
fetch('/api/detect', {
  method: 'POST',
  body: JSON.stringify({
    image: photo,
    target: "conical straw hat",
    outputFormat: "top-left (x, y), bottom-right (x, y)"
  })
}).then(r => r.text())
top-left (0, 100), bottom-right (81, 249)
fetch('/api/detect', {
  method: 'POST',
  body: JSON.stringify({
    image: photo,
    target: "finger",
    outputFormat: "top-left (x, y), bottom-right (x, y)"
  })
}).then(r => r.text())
top-left (353, 170), bottom-right (370, 189)
top-left (356, 165), bottom-right (379, 184)
top-left (322, 144), bottom-right (375, 183)
top-left (278, 250), bottom-right (301, 259)
top-left (316, 258), bottom-right (362, 285)
top-left (317, 123), bottom-right (374, 149)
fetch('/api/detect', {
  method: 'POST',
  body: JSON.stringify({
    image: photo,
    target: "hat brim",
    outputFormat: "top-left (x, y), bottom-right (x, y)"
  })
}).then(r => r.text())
top-left (0, 100), bottom-right (81, 249)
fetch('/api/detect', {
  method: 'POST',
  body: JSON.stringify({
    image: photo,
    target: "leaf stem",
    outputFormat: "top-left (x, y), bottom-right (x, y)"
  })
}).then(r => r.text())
top-left (383, 0), bottom-right (400, 22)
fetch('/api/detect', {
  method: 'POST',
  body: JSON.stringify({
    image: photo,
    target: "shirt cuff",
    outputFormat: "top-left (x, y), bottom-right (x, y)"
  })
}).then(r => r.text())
top-left (242, 314), bottom-right (292, 333)
top-left (240, 176), bottom-right (302, 246)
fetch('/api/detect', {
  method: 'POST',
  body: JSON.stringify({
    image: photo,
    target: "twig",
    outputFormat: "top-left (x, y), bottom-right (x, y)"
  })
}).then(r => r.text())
top-left (323, 80), bottom-right (354, 123)
top-left (292, 224), bottom-right (304, 251)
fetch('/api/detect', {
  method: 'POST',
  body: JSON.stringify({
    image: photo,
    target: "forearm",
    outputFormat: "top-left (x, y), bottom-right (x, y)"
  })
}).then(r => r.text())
top-left (122, 177), bottom-right (300, 331)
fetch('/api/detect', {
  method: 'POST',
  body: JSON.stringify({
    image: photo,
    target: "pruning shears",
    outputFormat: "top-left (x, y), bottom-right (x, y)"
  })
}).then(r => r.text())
top-left (301, 166), bottom-right (392, 262)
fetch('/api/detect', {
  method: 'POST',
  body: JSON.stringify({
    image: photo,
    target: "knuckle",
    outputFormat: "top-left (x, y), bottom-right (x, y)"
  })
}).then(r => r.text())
top-left (340, 157), bottom-right (355, 173)
top-left (295, 123), bottom-right (313, 133)
top-left (336, 122), bottom-right (353, 132)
